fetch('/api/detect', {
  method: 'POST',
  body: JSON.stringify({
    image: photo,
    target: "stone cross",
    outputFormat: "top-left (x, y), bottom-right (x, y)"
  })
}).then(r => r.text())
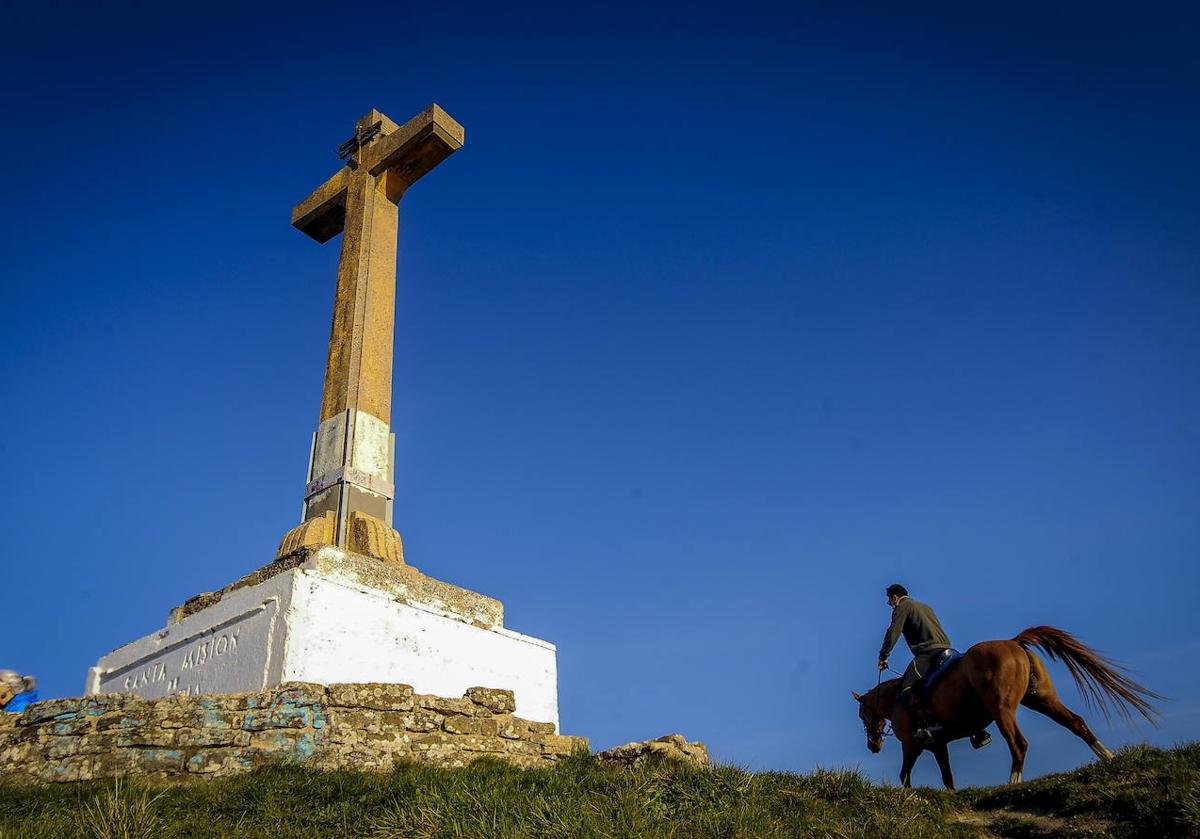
top-left (276, 105), bottom-right (464, 565)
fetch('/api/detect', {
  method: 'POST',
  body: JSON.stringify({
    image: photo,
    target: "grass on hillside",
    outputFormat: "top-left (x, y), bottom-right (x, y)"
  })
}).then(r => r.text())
top-left (0, 743), bottom-right (1195, 839)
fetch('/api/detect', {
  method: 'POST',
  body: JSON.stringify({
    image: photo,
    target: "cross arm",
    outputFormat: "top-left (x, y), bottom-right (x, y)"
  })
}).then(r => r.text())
top-left (291, 166), bottom-right (350, 243)
top-left (363, 104), bottom-right (465, 187)
top-left (291, 105), bottom-right (464, 244)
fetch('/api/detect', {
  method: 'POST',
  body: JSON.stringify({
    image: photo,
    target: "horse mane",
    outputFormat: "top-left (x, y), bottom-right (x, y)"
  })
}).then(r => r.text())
top-left (1013, 626), bottom-right (1161, 725)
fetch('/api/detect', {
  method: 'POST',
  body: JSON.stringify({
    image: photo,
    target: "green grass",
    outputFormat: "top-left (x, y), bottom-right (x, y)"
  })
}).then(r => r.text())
top-left (0, 743), bottom-right (1194, 838)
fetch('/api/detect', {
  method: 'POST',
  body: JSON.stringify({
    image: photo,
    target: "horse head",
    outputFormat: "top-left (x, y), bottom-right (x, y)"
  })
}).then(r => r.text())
top-left (852, 689), bottom-right (886, 753)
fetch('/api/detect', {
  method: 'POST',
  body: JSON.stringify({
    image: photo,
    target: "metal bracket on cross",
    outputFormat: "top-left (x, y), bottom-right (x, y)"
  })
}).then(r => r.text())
top-left (337, 120), bottom-right (383, 161)
top-left (305, 466), bottom-right (395, 506)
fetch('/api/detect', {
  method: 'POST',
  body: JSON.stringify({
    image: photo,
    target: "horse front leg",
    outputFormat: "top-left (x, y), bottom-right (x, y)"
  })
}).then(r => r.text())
top-left (899, 739), bottom-right (922, 788)
top-left (930, 742), bottom-right (954, 790)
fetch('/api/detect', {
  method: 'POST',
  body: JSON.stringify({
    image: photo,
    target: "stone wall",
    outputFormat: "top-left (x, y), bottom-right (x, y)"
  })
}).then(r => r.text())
top-left (0, 683), bottom-right (588, 784)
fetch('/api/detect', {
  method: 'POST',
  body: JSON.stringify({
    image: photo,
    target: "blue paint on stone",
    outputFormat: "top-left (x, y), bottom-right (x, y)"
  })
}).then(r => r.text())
top-left (85, 699), bottom-right (116, 716)
top-left (198, 700), bottom-right (229, 730)
top-left (241, 689), bottom-right (329, 763)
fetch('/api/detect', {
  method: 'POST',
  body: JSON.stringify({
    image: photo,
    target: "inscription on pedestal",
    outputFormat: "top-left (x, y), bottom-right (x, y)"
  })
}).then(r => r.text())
top-left (96, 600), bottom-right (277, 699)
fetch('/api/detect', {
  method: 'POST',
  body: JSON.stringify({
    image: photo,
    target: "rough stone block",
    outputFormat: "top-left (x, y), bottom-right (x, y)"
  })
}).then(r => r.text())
top-left (410, 732), bottom-right (453, 750)
top-left (403, 708), bottom-right (442, 733)
top-left (457, 735), bottom-right (508, 753)
top-left (596, 734), bottom-right (710, 768)
top-left (502, 739), bottom-right (543, 755)
top-left (177, 726), bottom-right (240, 748)
top-left (415, 694), bottom-right (476, 717)
top-left (327, 682), bottom-right (414, 711)
top-left (50, 716), bottom-right (92, 736)
top-left (186, 749), bottom-right (247, 775)
top-left (186, 746), bottom-right (275, 776)
top-left (272, 683), bottom-right (329, 704)
top-left (493, 715), bottom-right (529, 740)
top-left (0, 739), bottom-right (33, 771)
top-left (18, 698), bottom-right (85, 726)
top-left (84, 694), bottom-right (148, 716)
top-left (96, 712), bottom-right (151, 733)
top-left (411, 732), bottom-right (506, 755)
top-left (113, 727), bottom-right (177, 748)
top-left (465, 687), bottom-right (516, 714)
top-left (442, 715), bottom-right (498, 737)
top-left (542, 735), bottom-right (589, 756)
top-left (46, 737), bottom-right (85, 759)
top-left (249, 730), bottom-right (308, 752)
top-left (93, 747), bottom-right (184, 776)
top-left (328, 708), bottom-right (412, 738)
top-left (42, 754), bottom-right (93, 783)
top-left (151, 707), bottom-right (198, 731)
top-left (243, 708), bottom-right (307, 732)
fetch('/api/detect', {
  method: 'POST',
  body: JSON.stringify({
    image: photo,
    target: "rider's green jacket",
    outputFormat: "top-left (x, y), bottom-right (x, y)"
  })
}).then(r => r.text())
top-left (879, 596), bottom-right (951, 660)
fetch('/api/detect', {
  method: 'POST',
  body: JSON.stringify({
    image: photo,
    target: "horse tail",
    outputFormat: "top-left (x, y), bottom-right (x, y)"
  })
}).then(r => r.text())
top-left (1013, 626), bottom-right (1160, 725)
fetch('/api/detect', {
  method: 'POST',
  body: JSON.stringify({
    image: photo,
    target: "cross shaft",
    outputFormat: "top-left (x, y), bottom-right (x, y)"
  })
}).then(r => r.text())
top-left (277, 105), bottom-right (464, 560)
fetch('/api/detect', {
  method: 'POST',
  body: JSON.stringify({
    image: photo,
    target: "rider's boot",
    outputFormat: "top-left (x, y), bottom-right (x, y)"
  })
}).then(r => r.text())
top-left (970, 730), bottom-right (992, 749)
top-left (906, 689), bottom-right (945, 746)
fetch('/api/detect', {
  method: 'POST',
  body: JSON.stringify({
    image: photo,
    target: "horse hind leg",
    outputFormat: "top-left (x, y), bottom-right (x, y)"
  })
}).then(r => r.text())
top-left (1023, 693), bottom-right (1114, 760)
top-left (973, 646), bottom-right (1031, 784)
top-left (992, 708), bottom-right (1029, 784)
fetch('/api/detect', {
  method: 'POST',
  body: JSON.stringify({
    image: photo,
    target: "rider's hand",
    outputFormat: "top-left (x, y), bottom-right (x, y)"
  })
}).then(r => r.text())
top-left (877, 659), bottom-right (888, 672)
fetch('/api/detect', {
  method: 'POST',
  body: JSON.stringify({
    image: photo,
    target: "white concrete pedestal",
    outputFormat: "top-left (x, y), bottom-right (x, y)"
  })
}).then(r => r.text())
top-left (87, 547), bottom-right (560, 727)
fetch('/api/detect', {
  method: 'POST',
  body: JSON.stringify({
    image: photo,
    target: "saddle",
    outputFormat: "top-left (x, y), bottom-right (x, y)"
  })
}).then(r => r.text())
top-left (916, 649), bottom-right (961, 702)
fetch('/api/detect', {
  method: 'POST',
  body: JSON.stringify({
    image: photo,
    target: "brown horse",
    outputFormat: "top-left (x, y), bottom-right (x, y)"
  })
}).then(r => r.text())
top-left (852, 626), bottom-right (1160, 788)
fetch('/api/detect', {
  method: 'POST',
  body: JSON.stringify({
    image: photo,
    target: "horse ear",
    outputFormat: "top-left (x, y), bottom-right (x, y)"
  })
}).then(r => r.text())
top-left (851, 690), bottom-right (863, 702)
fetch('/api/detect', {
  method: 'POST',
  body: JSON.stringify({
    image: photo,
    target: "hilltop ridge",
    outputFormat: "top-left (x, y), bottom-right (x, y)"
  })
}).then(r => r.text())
top-left (0, 742), bottom-right (1195, 837)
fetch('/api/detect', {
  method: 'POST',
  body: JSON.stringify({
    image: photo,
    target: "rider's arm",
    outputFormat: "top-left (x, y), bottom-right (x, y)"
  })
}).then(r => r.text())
top-left (878, 599), bottom-right (911, 661)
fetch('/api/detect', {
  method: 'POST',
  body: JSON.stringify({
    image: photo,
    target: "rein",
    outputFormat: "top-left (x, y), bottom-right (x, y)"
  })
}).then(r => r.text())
top-left (874, 667), bottom-right (903, 740)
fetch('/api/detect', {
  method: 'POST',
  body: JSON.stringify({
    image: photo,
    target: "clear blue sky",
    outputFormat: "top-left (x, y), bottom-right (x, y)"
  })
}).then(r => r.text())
top-left (2, 2), bottom-right (1197, 787)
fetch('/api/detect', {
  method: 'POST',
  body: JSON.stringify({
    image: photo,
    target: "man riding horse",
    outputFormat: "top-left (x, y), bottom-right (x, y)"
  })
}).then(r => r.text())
top-left (858, 587), bottom-right (1158, 788)
top-left (877, 584), bottom-right (989, 748)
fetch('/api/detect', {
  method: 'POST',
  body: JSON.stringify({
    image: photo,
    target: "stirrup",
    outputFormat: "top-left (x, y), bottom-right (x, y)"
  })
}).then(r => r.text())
top-left (970, 731), bottom-right (992, 750)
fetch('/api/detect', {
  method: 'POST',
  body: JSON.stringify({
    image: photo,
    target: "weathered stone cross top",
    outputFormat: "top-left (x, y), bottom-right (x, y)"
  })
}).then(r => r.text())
top-left (276, 105), bottom-right (464, 566)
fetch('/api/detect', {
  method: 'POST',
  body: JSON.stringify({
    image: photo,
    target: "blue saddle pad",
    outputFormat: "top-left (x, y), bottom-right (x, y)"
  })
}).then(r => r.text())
top-left (921, 650), bottom-right (961, 696)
